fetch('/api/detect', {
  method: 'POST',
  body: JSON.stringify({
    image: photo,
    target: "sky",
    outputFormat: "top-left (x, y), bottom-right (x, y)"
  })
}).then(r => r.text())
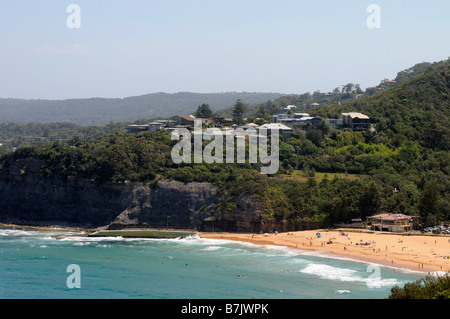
top-left (0, 0), bottom-right (449, 100)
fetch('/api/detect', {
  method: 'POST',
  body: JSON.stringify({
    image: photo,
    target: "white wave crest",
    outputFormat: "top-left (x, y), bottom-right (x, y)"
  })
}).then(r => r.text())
top-left (0, 229), bottom-right (38, 237)
top-left (201, 246), bottom-right (222, 251)
top-left (300, 263), bottom-right (398, 287)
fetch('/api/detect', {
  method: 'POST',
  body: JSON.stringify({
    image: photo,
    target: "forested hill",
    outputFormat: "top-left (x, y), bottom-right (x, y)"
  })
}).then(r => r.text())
top-left (311, 64), bottom-right (450, 151)
top-left (393, 58), bottom-right (450, 85)
top-left (0, 92), bottom-right (284, 125)
top-left (0, 60), bottom-right (448, 230)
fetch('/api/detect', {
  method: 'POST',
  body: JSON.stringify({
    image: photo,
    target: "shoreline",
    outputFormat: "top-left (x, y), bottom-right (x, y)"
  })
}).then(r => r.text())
top-left (199, 229), bottom-right (450, 274)
top-left (0, 222), bottom-right (94, 233)
top-left (2, 222), bottom-right (449, 274)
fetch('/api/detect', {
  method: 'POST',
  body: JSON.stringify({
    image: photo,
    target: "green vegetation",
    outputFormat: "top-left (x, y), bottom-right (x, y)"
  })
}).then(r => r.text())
top-left (311, 64), bottom-right (450, 152)
top-left (0, 121), bottom-right (129, 152)
top-left (214, 57), bottom-right (450, 122)
top-left (389, 275), bottom-right (450, 299)
top-left (0, 61), bottom-right (448, 229)
top-left (0, 130), bottom-right (172, 182)
top-left (89, 230), bottom-right (195, 238)
top-left (194, 103), bottom-right (214, 118)
top-left (394, 58), bottom-right (450, 85)
top-left (0, 92), bottom-right (283, 125)
top-left (282, 171), bottom-right (361, 183)
top-left (232, 99), bottom-right (247, 125)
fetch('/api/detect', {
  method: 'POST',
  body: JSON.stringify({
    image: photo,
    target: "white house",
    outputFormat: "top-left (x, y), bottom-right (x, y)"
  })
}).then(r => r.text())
top-left (341, 112), bottom-right (371, 131)
top-left (259, 123), bottom-right (294, 138)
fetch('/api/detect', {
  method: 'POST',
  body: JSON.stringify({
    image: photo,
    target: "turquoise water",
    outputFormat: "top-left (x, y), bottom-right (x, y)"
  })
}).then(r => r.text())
top-left (0, 227), bottom-right (425, 299)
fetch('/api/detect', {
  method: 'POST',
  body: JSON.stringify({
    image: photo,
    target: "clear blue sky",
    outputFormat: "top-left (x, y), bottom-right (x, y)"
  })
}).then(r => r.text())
top-left (0, 0), bottom-right (449, 99)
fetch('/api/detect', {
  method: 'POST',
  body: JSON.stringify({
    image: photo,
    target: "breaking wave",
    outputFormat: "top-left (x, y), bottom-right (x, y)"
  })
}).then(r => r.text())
top-left (300, 263), bottom-right (399, 287)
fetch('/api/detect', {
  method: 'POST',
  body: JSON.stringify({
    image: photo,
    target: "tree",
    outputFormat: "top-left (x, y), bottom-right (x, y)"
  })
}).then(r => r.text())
top-left (342, 83), bottom-right (355, 93)
top-left (265, 100), bottom-right (279, 115)
top-left (256, 105), bottom-right (267, 118)
top-left (389, 275), bottom-right (450, 299)
top-left (194, 103), bottom-right (213, 118)
top-left (312, 90), bottom-right (323, 100)
top-left (331, 88), bottom-right (342, 104)
top-left (417, 182), bottom-right (442, 227)
top-left (232, 99), bottom-right (246, 125)
top-left (422, 122), bottom-right (450, 151)
top-left (306, 128), bottom-right (323, 147)
top-left (317, 120), bottom-right (330, 135)
top-left (359, 181), bottom-right (381, 220)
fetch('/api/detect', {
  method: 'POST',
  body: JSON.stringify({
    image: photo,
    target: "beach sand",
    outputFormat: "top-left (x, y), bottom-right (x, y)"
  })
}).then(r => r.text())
top-left (2, 222), bottom-right (449, 274)
top-left (199, 229), bottom-right (450, 274)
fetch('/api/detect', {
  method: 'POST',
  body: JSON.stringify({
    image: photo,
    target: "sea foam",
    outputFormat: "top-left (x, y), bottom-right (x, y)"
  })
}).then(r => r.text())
top-left (300, 263), bottom-right (399, 287)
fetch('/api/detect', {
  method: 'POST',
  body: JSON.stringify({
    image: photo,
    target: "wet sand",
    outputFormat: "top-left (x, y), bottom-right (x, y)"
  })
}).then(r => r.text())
top-left (3, 222), bottom-right (449, 273)
top-left (199, 229), bottom-right (450, 274)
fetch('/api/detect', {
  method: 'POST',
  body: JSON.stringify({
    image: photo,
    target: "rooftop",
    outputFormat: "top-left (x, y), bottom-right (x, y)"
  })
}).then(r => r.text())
top-left (342, 112), bottom-right (370, 119)
top-left (294, 113), bottom-right (310, 116)
top-left (259, 123), bottom-right (293, 130)
top-left (173, 115), bottom-right (195, 121)
top-left (370, 213), bottom-right (413, 221)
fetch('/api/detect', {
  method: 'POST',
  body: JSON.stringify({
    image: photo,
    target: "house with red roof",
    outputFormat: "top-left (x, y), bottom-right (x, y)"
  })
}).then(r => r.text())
top-left (369, 213), bottom-right (414, 232)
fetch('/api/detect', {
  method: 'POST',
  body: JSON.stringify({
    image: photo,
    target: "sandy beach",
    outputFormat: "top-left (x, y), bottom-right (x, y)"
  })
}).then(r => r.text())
top-left (199, 229), bottom-right (450, 274)
top-left (2, 222), bottom-right (449, 274)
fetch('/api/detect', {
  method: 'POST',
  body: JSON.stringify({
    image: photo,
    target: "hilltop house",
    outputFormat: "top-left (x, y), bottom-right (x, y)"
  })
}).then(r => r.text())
top-left (242, 123), bottom-right (260, 129)
top-left (258, 123), bottom-right (293, 138)
top-left (369, 213), bottom-right (414, 233)
top-left (272, 113), bottom-right (310, 123)
top-left (325, 118), bottom-right (343, 129)
top-left (341, 112), bottom-right (371, 131)
top-left (148, 122), bottom-right (165, 132)
top-left (50, 135), bottom-right (81, 143)
top-left (212, 117), bottom-right (235, 126)
top-left (22, 136), bottom-right (48, 145)
top-left (171, 115), bottom-right (196, 127)
top-left (272, 113), bottom-right (325, 131)
top-left (125, 121), bottom-right (165, 133)
top-left (125, 124), bottom-right (152, 134)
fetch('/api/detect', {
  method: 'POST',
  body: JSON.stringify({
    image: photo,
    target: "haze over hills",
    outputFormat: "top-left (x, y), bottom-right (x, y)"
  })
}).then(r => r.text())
top-left (0, 92), bottom-right (284, 125)
top-left (210, 58), bottom-right (450, 119)
top-left (0, 58), bottom-right (448, 128)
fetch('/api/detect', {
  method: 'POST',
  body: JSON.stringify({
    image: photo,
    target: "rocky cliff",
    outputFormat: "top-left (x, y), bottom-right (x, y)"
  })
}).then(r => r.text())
top-left (0, 159), bottom-right (267, 232)
top-left (0, 159), bottom-right (322, 232)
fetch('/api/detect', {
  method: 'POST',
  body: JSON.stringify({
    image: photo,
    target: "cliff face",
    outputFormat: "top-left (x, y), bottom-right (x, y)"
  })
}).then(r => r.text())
top-left (108, 180), bottom-right (220, 230)
top-left (0, 159), bottom-right (265, 232)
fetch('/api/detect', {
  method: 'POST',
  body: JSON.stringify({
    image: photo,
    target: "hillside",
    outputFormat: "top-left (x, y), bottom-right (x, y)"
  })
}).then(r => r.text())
top-left (0, 92), bottom-right (284, 125)
top-left (393, 58), bottom-right (450, 85)
top-left (0, 59), bottom-right (448, 232)
top-left (311, 64), bottom-right (450, 151)
top-left (226, 58), bottom-right (450, 124)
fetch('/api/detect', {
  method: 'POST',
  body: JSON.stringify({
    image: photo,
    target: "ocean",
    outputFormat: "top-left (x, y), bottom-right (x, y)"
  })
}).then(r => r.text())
top-left (0, 227), bottom-right (425, 299)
